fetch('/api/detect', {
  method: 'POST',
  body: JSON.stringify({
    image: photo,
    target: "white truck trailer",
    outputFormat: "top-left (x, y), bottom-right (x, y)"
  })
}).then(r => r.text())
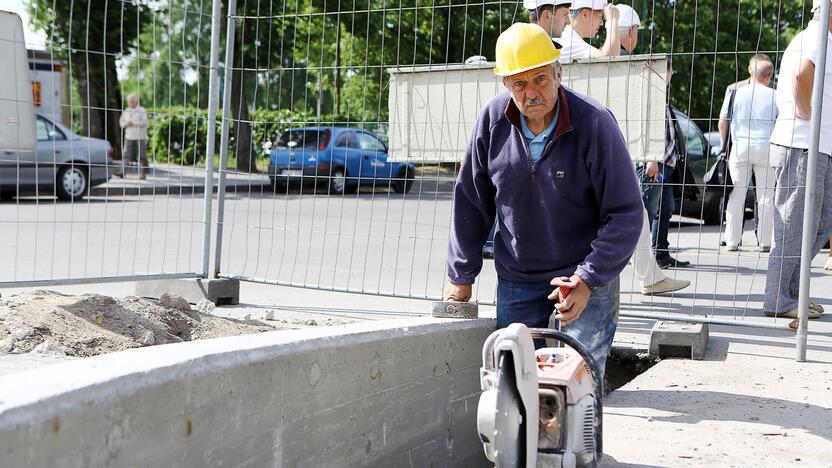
top-left (0, 10), bottom-right (36, 151)
top-left (386, 55), bottom-right (668, 164)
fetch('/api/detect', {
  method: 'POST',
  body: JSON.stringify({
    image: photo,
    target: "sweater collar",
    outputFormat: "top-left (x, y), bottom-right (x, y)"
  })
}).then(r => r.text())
top-left (505, 86), bottom-right (573, 139)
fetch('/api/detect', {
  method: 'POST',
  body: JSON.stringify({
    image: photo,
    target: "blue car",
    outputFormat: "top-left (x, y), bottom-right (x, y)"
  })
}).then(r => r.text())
top-left (268, 127), bottom-right (416, 195)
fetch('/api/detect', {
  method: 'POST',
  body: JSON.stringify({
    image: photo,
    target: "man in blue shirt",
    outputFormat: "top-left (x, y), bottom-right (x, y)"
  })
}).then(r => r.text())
top-left (718, 55), bottom-right (777, 251)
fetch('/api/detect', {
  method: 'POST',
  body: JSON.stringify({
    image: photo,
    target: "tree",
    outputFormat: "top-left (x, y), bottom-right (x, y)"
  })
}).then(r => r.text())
top-left (639, 0), bottom-right (808, 129)
top-left (30, 0), bottom-right (150, 159)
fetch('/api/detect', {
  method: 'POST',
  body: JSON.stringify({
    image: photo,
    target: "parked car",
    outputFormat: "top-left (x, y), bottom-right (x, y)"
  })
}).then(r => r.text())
top-left (0, 113), bottom-right (115, 200)
top-left (268, 127), bottom-right (416, 195)
top-left (670, 107), bottom-right (753, 225)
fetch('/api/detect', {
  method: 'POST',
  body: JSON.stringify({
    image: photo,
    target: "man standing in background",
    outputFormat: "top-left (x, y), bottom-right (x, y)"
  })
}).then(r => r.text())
top-left (718, 55), bottom-right (777, 252)
top-left (556, 0), bottom-right (620, 61)
top-left (764, 0), bottom-right (832, 324)
top-left (118, 95), bottom-right (149, 179)
top-left (616, 3), bottom-right (643, 55)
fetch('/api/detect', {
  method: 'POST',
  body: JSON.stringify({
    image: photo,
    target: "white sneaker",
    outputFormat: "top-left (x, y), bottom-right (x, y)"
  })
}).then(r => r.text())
top-left (723, 244), bottom-right (739, 252)
top-left (642, 278), bottom-right (691, 295)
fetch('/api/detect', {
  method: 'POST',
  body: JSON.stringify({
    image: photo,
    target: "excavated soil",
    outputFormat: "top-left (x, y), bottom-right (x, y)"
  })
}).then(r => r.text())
top-left (0, 290), bottom-right (275, 357)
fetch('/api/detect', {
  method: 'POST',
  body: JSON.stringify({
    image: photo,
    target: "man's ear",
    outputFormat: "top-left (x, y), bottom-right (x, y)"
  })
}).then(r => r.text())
top-left (553, 63), bottom-right (563, 83)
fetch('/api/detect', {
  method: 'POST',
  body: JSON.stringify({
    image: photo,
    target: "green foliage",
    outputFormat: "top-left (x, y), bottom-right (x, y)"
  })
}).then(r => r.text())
top-left (641, 0), bottom-right (810, 127)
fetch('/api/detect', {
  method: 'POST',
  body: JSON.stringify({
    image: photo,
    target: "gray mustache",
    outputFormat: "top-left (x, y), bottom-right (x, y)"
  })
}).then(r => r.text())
top-left (525, 97), bottom-right (545, 106)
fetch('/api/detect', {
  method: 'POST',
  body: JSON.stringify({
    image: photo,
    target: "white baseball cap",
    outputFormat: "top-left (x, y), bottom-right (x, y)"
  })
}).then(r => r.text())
top-left (616, 4), bottom-right (644, 29)
top-left (812, 0), bottom-right (829, 12)
top-left (571, 0), bottom-right (607, 10)
top-left (523, 0), bottom-right (572, 9)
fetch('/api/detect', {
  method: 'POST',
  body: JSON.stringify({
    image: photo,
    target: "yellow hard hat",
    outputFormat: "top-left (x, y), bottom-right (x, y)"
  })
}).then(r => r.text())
top-left (493, 23), bottom-right (561, 77)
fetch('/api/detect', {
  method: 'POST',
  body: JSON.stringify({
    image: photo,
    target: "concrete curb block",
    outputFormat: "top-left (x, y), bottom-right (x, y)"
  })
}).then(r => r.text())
top-left (0, 317), bottom-right (495, 467)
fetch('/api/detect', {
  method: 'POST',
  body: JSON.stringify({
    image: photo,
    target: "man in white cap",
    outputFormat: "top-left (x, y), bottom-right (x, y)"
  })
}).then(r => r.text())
top-left (616, 3), bottom-right (643, 54)
top-left (556, 0), bottom-right (620, 61)
top-left (525, 0), bottom-right (572, 41)
top-left (763, 0), bottom-right (832, 327)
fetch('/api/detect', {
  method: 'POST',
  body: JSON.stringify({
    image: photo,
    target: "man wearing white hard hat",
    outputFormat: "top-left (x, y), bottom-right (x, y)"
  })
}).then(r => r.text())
top-left (615, 3), bottom-right (643, 54)
top-left (525, 0), bottom-right (572, 41)
top-left (763, 0), bottom-right (832, 328)
top-left (556, 0), bottom-right (620, 61)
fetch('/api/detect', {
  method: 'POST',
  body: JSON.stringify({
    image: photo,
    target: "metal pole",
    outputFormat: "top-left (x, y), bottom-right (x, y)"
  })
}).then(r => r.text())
top-left (796, 2), bottom-right (830, 361)
top-left (201, 0), bottom-right (224, 278)
top-left (213, 0), bottom-right (238, 278)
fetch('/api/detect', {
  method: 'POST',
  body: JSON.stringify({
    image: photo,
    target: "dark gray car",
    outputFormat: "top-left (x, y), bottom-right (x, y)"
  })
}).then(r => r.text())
top-left (0, 114), bottom-right (116, 200)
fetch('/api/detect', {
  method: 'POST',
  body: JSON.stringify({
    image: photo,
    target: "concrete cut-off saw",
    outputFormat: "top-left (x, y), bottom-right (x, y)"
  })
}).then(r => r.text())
top-left (477, 323), bottom-right (604, 468)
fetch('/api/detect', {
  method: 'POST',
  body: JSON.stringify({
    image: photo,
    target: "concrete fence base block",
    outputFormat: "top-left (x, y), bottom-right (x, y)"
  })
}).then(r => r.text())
top-left (135, 278), bottom-right (240, 305)
top-left (431, 301), bottom-right (479, 319)
top-left (649, 321), bottom-right (709, 360)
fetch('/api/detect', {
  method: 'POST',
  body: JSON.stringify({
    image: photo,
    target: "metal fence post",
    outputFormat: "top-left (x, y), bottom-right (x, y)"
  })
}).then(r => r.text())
top-left (796, 2), bottom-right (830, 362)
top-left (201, 0), bottom-right (224, 278)
top-left (212, 0), bottom-right (238, 279)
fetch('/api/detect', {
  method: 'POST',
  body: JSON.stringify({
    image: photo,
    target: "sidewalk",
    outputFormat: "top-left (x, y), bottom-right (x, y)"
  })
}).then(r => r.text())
top-left (90, 164), bottom-right (271, 196)
top-left (90, 163), bottom-right (457, 196)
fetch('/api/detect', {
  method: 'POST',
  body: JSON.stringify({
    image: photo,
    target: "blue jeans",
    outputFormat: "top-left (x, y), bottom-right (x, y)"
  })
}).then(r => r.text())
top-left (637, 163), bottom-right (675, 258)
top-left (496, 277), bottom-right (620, 376)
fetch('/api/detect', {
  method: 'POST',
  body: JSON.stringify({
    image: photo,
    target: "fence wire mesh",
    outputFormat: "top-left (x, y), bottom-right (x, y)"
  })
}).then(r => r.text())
top-left (0, 1), bottom-right (216, 286)
top-left (3, 0), bottom-right (830, 347)
top-left (212, 0), bottom-right (831, 337)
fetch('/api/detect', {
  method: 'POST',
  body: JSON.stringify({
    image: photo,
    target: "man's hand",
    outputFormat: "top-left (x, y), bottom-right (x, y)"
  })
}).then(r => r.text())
top-left (124, 120), bottom-right (133, 128)
top-left (603, 3), bottom-right (620, 22)
top-left (645, 162), bottom-right (660, 182)
top-left (548, 275), bottom-right (591, 325)
top-left (443, 281), bottom-right (472, 302)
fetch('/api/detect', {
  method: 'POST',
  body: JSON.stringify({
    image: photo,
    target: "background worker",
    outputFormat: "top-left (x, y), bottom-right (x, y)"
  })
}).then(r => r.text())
top-left (616, 3), bottom-right (643, 54)
top-left (556, 0), bottom-right (620, 61)
top-left (718, 55), bottom-right (777, 252)
top-left (443, 23), bottom-right (643, 372)
top-left (615, 4), bottom-right (690, 291)
top-left (764, 0), bottom-right (832, 324)
top-left (526, 0), bottom-right (572, 41)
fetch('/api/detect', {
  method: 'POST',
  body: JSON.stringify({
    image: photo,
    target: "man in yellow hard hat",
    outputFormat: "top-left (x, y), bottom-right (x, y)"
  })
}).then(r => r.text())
top-left (443, 23), bottom-right (643, 372)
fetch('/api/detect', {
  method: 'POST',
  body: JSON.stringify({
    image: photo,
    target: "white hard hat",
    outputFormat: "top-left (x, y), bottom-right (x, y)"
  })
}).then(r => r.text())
top-left (523, 0), bottom-right (572, 9)
top-left (616, 4), bottom-right (643, 29)
top-left (812, 0), bottom-right (829, 12)
top-left (571, 0), bottom-right (607, 10)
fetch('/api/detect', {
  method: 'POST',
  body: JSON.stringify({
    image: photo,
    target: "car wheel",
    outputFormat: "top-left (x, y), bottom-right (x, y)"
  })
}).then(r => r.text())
top-left (392, 166), bottom-right (415, 194)
top-left (56, 164), bottom-right (88, 201)
top-left (702, 189), bottom-right (726, 225)
top-left (327, 167), bottom-right (347, 195)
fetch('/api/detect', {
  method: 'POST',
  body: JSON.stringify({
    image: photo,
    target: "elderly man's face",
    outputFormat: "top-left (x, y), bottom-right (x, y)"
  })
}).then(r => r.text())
top-left (128, 97), bottom-right (138, 108)
top-left (503, 64), bottom-right (561, 120)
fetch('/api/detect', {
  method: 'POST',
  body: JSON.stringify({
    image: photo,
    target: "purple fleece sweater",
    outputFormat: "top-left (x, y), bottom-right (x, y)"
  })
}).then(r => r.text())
top-left (446, 86), bottom-right (643, 290)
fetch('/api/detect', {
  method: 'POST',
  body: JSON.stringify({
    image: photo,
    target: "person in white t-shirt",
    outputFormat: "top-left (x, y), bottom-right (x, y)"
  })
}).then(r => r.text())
top-left (525, 0), bottom-right (572, 41)
top-left (718, 55), bottom-right (778, 252)
top-left (118, 95), bottom-right (150, 179)
top-left (555, 0), bottom-right (620, 62)
top-left (763, 0), bottom-right (832, 325)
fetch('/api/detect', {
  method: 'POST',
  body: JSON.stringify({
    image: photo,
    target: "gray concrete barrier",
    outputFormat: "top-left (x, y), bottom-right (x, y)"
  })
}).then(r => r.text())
top-left (0, 317), bottom-right (495, 467)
